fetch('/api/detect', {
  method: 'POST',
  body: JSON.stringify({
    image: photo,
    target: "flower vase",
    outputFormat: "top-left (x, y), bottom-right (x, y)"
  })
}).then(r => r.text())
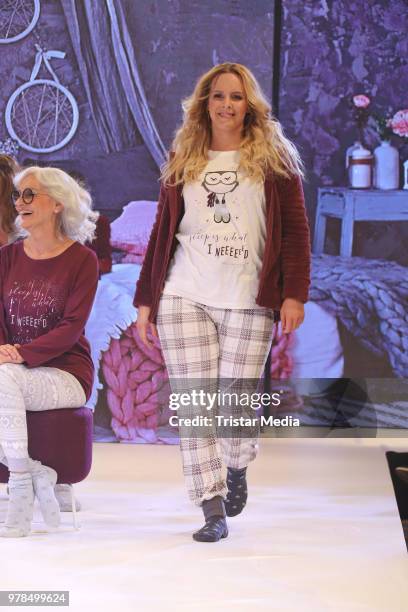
top-left (373, 141), bottom-right (399, 189)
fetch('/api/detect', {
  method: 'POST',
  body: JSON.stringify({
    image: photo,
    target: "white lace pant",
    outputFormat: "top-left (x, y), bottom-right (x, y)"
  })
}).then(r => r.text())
top-left (0, 363), bottom-right (86, 471)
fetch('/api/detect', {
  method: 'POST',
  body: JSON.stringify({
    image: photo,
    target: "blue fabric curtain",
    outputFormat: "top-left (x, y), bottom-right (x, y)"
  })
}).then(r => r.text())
top-left (60, 0), bottom-right (166, 166)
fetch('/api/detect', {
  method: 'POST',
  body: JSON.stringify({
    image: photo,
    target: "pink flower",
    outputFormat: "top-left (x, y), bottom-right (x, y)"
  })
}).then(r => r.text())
top-left (390, 109), bottom-right (408, 138)
top-left (353, 94), bottom-right (371, 108)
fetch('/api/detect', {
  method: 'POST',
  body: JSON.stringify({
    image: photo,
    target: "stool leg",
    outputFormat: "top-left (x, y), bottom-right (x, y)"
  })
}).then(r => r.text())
top-left (313, 212), bottom-right (327, 254)
top-left (340, 213), bottom-right (354, 257)
top-left (340, 193), bottom-right (354, 257)
top-left (69, 485), bottom-right (80, 530)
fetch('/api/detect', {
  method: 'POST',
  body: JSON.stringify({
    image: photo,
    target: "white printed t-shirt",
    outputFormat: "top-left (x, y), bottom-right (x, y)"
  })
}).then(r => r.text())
top-left (162, 150), bottom-right (267, 308)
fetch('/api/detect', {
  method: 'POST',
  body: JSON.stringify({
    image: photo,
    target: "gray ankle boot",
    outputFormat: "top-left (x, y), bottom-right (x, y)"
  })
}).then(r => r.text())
top-left (192, 496), bottom-right (228, 542)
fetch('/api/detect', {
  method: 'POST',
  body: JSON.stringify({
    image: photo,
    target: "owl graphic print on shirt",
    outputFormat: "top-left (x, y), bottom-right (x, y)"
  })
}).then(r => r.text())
top-left (203, 170), bottom-right (238, 224)
top-left (178, 161), bottom-right (258, 266)
top-left (198, 167), bottom-right (250, 263)
top-left (163, 149), bottom-right (266, 308)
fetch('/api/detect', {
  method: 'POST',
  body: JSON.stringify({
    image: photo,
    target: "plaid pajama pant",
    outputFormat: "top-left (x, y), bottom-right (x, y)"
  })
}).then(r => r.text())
top-left (156, 294), bottom-right (275, 506)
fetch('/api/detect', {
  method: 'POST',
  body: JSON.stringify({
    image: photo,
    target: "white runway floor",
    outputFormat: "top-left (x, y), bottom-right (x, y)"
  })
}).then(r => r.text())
top-left (1, 437), bottom-right (408, 612)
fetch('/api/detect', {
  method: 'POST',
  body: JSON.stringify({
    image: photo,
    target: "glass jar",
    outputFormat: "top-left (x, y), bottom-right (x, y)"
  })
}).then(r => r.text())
top-left (348, 145), bottom-right (373, 188)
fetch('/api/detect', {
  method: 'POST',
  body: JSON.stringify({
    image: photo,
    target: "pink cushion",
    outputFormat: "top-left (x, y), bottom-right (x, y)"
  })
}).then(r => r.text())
top-left (110, 200), bottom-right (157, 255)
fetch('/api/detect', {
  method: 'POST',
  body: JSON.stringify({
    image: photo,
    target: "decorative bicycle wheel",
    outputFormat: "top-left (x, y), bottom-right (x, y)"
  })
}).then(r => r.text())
top-left (5, 79), bottom-right (79, 153)
top-left (0, 0), bottom-right (40, 44)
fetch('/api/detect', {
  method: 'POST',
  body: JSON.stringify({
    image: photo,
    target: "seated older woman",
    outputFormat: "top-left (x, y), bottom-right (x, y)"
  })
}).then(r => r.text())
top-left (0, 166), bottom-right (98, 537)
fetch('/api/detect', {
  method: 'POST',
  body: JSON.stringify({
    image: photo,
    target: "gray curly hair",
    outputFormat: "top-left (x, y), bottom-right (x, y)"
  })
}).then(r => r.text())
top-left (14, 166), bottom-right (98, 244)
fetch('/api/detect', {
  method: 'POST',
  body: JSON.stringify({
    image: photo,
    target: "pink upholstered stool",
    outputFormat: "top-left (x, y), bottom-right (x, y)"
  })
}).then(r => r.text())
top-left (0, 407), bottom-right (93, 529)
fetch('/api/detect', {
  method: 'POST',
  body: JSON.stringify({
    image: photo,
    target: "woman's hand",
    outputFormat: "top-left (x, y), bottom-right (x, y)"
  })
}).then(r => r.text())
top-left (136, 305), bottom-right (158, 349)
top-left (280, 298), bottom-right (305, 334)
top-left (0, 344), bottom-right (24, 364)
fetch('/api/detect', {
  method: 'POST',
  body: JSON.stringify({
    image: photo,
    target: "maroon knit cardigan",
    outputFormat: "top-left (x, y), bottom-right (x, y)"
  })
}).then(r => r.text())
top-left (134, 172), bottom-right (311, 323)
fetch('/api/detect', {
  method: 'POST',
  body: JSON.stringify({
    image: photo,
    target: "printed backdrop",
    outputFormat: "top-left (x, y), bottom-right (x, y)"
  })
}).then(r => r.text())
top-left (0, 0), bottom-right (407, 442)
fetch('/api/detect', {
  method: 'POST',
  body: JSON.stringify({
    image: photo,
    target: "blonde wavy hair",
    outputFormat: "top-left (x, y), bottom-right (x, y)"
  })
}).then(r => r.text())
top-left (161, 62), bottom-right (304, 185)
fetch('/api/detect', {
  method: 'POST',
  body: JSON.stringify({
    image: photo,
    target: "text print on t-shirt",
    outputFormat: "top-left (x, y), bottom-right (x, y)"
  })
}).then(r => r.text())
top-left (188, 230), bottom-right (248, 261)
top-left (6, 278), bottom-right (66, 344)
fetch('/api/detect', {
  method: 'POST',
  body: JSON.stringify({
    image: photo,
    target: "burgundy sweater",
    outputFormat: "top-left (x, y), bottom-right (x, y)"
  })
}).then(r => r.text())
top-left (0, 241), bottom-right (98, 400)
top-left (134, 172), bottom-right (311, 323)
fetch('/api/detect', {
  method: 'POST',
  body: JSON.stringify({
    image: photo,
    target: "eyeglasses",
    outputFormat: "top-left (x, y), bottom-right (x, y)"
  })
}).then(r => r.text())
top-left (11, 188), bottom-right (49, 205)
